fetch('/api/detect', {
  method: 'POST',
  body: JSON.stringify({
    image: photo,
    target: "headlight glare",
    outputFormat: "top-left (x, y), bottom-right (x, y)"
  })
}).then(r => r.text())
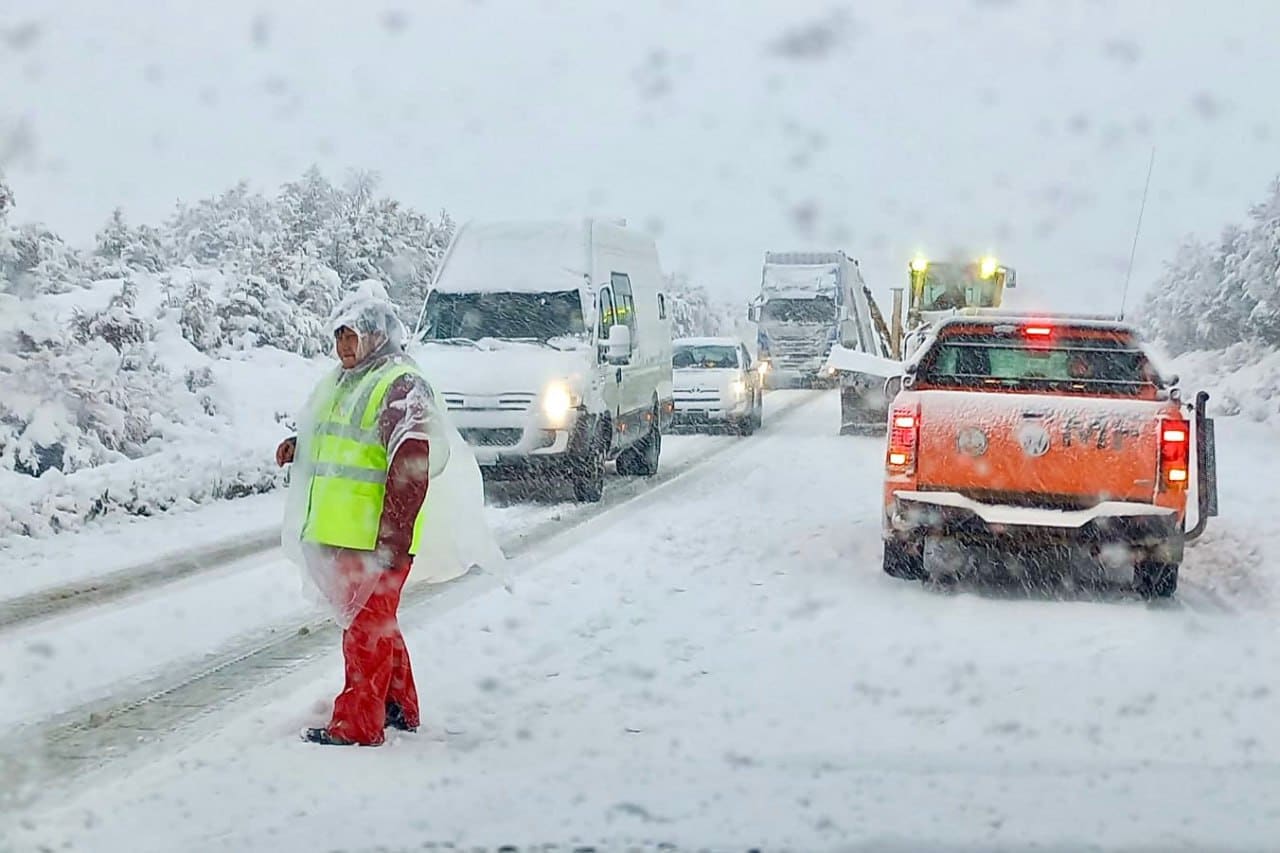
top-left (542, 383), bottom-right (575, 423)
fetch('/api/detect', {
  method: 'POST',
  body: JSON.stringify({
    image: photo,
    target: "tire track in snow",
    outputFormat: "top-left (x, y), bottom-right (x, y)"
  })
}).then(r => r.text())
top-left (0, 391), bottom-right (827, 811)
top-left (0, 531), bottom-right (280, 633)
top-left (0, 392), bottom-right (832, 634)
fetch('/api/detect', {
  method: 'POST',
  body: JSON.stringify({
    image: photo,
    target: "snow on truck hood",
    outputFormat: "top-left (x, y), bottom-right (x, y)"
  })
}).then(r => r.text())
top-left (410, 340), bottom-right (590, 397)
top-left (910, 389), bottom-right (1174, 423)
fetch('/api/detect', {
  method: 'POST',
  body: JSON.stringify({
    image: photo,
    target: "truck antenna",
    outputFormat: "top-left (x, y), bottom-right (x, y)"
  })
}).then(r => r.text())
top-left (1118, 146), bottom-right (1156, 321)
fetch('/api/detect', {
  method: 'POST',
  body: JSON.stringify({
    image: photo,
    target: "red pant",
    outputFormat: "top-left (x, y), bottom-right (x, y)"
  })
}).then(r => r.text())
top-left (328, 557), bottom-right (418, 745)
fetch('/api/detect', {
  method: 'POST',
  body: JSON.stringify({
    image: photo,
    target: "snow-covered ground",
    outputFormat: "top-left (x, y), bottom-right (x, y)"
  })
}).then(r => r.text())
top-left (0, 422), bottom-right (746, 732)
top-left (3, 391), bottom-right (1278, 852)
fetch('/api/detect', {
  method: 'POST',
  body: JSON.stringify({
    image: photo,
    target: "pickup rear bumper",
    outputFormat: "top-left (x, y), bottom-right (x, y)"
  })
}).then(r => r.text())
top-left (887, 491), bottom-right (1184, 563)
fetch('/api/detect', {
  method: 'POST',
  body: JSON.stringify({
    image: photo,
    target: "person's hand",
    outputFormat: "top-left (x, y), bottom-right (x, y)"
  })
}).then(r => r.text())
top-left (275, 437), bottom-right (297, 467)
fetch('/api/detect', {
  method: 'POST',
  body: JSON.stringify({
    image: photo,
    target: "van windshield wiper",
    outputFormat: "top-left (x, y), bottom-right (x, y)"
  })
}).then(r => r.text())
top-left (423, 337), bottom-right (481, 348)
top-left (498, 337), bottom-right (574, 351)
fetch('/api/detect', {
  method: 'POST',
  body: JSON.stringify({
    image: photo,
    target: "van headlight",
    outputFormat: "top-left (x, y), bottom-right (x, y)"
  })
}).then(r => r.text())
top-left (730, 379), bottom-right (747, 398)
top-left (542, 382), bottom-right (577, 425)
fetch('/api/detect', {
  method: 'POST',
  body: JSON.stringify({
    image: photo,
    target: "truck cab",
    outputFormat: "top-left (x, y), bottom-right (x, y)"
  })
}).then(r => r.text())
top-left (750, 251), bottom-right (868, 389)
top-left (881, 315), bottom-right (1216, 598)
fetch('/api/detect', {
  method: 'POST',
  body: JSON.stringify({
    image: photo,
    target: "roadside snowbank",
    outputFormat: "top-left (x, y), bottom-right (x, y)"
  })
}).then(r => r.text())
top-left (0, 277), bottom-right (326, 540)
top-left (1166, 342), bottom-right (1280, 423)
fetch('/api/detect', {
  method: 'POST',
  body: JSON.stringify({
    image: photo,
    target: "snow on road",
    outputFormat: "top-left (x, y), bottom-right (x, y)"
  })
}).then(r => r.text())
top-left (5, 392), bottom-right (1280, 852)
top-left (0, 416), bottom-right (748, 732)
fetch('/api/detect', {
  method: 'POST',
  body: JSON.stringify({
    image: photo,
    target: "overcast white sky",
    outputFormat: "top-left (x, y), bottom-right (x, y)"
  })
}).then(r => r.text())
top-left (3, 0), bottom-right (1279, 313)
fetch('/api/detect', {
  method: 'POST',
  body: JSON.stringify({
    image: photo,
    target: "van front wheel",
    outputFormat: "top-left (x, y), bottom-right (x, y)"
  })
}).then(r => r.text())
top-left (570, 427), bottom-right (607, 503)
top-left (617, 409), bottom-right (661, 477)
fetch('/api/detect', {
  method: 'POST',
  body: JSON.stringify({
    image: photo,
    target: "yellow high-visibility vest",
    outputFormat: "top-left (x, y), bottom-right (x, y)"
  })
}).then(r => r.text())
top-left (301, 359), bottom-right (428, 554)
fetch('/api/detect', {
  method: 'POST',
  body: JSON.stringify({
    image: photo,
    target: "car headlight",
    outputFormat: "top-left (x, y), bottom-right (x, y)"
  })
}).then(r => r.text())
top-left (542, 382), bottom-right (576, 424)
top-left (730, 379), bottom-right (746, 398)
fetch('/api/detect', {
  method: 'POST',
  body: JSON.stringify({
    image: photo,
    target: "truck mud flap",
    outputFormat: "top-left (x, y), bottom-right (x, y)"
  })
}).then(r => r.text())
top-left (1187, 390), bottom-right (1217, 540)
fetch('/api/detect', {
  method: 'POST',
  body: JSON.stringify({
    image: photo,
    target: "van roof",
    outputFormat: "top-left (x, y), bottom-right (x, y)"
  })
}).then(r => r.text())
top-left (674, 336), bottom-right (742, 348)
top-left (432, 219), bottom-right (657, 295)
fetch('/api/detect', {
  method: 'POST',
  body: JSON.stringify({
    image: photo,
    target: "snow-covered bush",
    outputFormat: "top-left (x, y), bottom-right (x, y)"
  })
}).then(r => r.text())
top-left (0, 279), bottom-right (200, 478)
top-left (0, 167), bottom-right (451, 540)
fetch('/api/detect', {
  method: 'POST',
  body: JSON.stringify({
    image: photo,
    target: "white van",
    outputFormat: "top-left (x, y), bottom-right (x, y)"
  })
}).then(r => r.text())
top-left (412, 219), bottom-right (674, 502)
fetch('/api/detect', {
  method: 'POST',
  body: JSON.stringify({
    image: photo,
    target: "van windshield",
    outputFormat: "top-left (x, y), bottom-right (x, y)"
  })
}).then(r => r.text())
top-left (673, 345), bottom-right (739, 369)
top-left (420, 290), bottom-right (587, 342)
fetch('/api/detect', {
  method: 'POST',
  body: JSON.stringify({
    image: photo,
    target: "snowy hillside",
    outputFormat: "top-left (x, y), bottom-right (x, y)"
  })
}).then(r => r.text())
top-left (1138, 174), bottom-right (1280, 423)
top-left (0, 168), bottom-right (452, 539)
top-left (0, 172), bottom-right (733, 541)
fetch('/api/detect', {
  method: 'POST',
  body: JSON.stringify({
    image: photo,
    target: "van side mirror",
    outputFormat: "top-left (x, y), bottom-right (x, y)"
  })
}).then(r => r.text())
top-left (884, 375), bottom-right (904, 399)
top-left (607, 324), bottom-right (632, 364)
top-left (747, 304), bottom-right (760, 323)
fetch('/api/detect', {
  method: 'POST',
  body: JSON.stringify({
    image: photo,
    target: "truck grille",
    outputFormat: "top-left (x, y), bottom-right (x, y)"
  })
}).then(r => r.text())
top-left (770, 339), bottom-right (830, 367)
top-left (442, 393), bottom-right (536, 412)
top-left (458, 428), bottom-right (523, 447)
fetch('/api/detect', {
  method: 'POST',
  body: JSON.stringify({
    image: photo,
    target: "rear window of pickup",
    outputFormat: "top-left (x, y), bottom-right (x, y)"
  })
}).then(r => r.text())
top-left (915, 323), bottom-right (1162, 397)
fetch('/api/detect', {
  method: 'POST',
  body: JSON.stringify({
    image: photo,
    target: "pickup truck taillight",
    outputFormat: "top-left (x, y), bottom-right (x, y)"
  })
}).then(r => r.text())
top-left (1159, 418), bottom-right (1190, 491)
top-left (887, 404), bottom-right (920, 473)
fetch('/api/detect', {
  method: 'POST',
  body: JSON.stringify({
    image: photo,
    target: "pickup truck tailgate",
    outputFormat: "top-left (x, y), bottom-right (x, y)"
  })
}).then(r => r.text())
top-left (914, 390), bottom-right (1164, 503)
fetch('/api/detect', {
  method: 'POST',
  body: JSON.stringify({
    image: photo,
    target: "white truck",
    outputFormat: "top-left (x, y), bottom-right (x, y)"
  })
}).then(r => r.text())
top-left (748, 251), bottom-right (887, 390)
top-left (412, 219), bottom-right (674, 502)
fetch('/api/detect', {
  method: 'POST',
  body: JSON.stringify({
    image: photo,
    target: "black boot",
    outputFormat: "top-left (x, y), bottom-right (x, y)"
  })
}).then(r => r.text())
top-left (301, 727), bottom-right (356, 746)
top-left (385, 701), bottom-right (418, 733)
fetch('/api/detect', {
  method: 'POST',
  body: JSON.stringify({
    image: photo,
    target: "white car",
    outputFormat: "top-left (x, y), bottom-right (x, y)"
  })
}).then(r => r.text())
top-left (413, 218), bottom-right (675, 503)
top-left (670, 337), bottom-right (764, 435)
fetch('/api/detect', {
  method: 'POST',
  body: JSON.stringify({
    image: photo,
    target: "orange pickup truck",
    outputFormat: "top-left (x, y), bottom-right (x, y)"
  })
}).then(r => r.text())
top-left (881, 314), bottom-right (1217, 597)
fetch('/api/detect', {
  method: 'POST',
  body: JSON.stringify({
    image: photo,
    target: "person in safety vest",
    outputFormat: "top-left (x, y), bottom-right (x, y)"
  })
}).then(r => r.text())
top-left (276, 282), bottom-right (439, 746)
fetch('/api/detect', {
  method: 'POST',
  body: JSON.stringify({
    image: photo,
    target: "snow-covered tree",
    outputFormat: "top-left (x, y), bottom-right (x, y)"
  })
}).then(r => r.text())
top-left (664, 272), bottom-right (733, 338)
top-left (164, 180), bottom-right (278, 271)
top-left (1141, 176), bottom-right (1280, 355)
top-left (0, 280), bottom-right (189, 477)
top-left (0, 222), bottom-right (85, 297)
top-left (0, 175), bottom-right (12, 223)
top-left (93, 208), bottom-right (164, 276)
top-left (177, 275), bottom-right (222, 353)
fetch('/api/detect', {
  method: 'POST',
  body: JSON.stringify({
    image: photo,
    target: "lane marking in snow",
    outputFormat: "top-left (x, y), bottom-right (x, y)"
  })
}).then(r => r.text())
top-left (0, 391), bottom-right (828, 812)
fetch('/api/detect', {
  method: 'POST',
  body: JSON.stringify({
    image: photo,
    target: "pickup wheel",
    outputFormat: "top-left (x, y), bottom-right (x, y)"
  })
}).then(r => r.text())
top-left (1135, 560), bottom-right (1179, 599)
top-left (883, 539), bottom-right (925, 580)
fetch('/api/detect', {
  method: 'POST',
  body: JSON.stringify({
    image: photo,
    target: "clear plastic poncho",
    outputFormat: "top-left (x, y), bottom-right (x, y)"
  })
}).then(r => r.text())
top-left (281, 282), bottom-right (506, 627)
